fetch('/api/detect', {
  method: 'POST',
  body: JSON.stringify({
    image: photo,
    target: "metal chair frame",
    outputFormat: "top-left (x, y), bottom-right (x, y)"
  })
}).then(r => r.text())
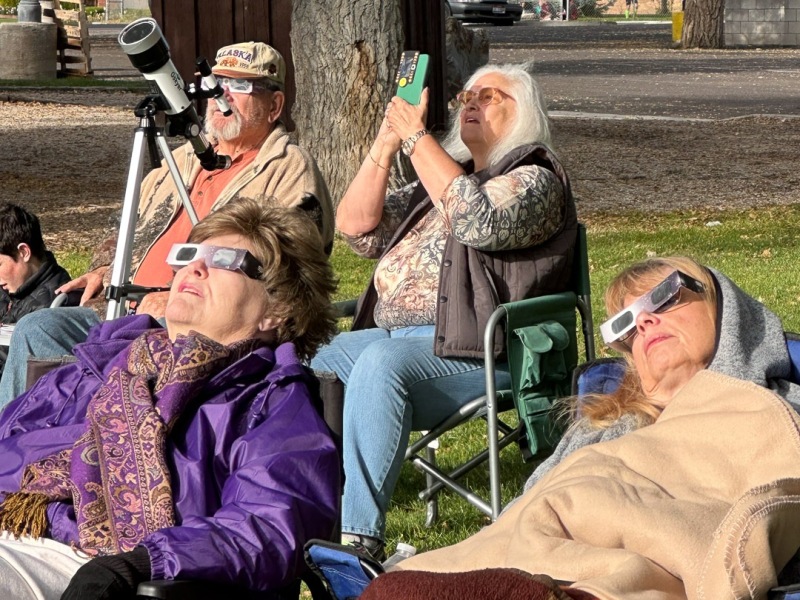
top-left (406, 223), bottom-right (595, 523)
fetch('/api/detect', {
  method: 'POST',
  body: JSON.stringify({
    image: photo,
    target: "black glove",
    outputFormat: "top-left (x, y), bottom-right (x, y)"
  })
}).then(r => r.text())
top-left (60, 546), bottom-right (152, 600)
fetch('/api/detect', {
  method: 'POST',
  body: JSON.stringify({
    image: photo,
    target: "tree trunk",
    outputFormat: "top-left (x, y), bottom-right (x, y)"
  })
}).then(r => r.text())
top-left (291, 0), bottom-right (404, 206)
top-left (681, 0), bottom-right (725, 48)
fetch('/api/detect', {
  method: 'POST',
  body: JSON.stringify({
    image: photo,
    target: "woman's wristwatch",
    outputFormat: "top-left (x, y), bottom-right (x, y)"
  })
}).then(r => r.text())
top-left (401, 129), bottom-right (430, 156)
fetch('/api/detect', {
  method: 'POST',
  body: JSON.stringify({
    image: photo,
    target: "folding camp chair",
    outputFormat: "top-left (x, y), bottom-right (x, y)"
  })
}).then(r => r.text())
top-left (405, 223), bottom-right (595, 523)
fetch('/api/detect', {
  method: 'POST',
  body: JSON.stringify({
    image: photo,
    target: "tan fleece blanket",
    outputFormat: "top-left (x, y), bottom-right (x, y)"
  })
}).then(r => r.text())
top-left (398, 371), bottom-right (800, 600)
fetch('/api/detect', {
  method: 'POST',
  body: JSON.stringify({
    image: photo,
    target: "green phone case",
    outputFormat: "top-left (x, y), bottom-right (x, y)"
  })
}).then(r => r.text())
top-left (394, 51), bottom-right (430, 105)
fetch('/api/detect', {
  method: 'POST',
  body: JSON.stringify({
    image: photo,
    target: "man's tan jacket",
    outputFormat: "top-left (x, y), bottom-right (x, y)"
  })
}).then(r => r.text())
top-left (89, 123), bottom-right (333, 281)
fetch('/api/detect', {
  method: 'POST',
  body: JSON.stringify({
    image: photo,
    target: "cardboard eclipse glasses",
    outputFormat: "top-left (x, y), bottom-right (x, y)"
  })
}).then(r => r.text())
top-left (600, 269), bottom-right (706, 351)
top-left (166, 243), bottom-right (263, 280)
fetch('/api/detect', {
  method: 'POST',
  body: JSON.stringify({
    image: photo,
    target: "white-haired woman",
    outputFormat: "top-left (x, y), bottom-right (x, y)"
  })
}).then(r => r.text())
top-left (311, 63), bottom-right (577, 560)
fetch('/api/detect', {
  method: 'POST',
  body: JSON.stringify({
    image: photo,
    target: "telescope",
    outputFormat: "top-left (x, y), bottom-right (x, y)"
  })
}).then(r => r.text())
top-left (107, 18), bottom-right (236, 320)
top-left (118, 17), bottom-right (231, 172)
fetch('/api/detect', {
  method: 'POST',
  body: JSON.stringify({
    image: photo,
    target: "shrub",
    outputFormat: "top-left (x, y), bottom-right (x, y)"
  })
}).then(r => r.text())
top-left (0, 0), bottom-right (17, 14)
top-left (578, 0), bottom-right (616, 16)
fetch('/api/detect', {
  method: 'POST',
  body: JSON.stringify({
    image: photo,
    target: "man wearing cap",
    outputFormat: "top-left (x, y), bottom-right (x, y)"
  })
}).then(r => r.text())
top-left (0, 42), bottom-right (334, 407)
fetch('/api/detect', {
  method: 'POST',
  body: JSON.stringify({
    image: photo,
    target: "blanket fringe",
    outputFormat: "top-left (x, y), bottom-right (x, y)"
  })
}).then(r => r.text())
top-left (0, 491), bottom-right (50, 539)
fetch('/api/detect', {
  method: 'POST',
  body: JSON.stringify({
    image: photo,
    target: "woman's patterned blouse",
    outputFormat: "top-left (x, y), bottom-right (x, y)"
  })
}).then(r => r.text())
top-left (343, 165), bottom-right (565, 330)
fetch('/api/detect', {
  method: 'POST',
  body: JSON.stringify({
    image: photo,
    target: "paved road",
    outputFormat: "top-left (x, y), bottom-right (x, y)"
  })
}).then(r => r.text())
top-left (484, 20), bottom-right (800, 119)
top-left (88, 20), bottom-right (800, 120)
top-left (89, 24), bottom-right (138, 79)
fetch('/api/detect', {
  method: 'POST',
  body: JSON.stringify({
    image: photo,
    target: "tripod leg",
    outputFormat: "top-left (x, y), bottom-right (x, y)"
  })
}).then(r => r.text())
top-left (106, 117), bottom-right (202, 321)
top-left (156, 133), bottom-right (200, 225)
top-left (106, 127), bottom-right (149, 321)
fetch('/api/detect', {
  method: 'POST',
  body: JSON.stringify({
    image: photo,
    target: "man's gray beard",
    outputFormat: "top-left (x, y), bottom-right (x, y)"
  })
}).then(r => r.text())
top-left (205, 109), bottom-right (242, 142)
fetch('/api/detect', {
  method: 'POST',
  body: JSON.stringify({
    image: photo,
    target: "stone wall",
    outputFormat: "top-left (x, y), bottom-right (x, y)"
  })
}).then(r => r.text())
top-left (725, 0), bottom-right (800, 46)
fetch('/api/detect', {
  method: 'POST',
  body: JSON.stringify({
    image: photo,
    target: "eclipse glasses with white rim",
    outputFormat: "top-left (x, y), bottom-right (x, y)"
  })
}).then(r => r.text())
top-left (600, 270), bottom-right (706, 352)
top-left (202, 77), bottom-right (273, 95)
top-left (166, 243), bottom-right (263, 280)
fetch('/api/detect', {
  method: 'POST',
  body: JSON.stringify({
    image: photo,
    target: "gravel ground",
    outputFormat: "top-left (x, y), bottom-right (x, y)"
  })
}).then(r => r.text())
top-left (0, 95), bottom-right (135, 251)
top-left (2, 94), bottom-right (798, 253)
top-left (2, 22), bottom-right (800, 253)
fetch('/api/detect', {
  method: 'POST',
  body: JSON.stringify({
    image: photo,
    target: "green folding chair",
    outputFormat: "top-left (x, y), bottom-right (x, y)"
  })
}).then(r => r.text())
top-left (405, 223), bottom-right (594, 523)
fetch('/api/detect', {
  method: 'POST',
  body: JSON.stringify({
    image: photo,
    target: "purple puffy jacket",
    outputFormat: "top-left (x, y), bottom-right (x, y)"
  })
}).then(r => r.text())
top-left (0, 314), bottom-right (340, 592)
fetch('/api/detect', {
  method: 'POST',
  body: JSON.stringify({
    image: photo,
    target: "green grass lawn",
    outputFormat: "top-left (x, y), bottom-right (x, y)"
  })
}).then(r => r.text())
top-left (53, 204), bottom-right (800, 554)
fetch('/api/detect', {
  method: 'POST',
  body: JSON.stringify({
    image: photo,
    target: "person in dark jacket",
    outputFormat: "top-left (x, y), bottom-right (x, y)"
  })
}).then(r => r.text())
top-left (0, 202), bottom-right (71, 326)
top-left (0, 199), bottom-right (340, 600)
top-left (0, 203), bottom-right (71, 373)
top-left (310, 62), bottom-right (577, 560)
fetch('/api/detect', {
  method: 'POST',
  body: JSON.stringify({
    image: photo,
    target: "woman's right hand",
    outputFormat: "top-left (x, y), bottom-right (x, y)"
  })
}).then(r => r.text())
top-left (335, 100), bottom-right (407, 235)
top-left (375, 113), bottom-right (402, 159)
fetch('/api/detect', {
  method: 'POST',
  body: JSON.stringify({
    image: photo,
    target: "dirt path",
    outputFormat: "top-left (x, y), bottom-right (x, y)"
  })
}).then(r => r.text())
top-left (2, 22), bottom-right (799, 253)
top-left (3, 95), bottom-right (796, 253)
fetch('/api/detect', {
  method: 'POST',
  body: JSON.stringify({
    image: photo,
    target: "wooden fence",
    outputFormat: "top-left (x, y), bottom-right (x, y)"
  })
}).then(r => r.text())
top-left (149, 0), bottom-right (446, 132)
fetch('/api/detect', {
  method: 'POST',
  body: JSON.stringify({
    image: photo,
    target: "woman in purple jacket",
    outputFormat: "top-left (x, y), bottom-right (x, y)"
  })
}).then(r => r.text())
top-left (0, 199), bottom-right (340, 599)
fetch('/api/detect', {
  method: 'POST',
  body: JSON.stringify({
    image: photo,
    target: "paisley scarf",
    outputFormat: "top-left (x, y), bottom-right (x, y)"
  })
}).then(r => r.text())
top-left (0, 328), bottom-right (260, 556)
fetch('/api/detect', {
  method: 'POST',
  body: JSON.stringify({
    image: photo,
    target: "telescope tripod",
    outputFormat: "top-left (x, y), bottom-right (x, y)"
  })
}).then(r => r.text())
top-left (105, 96), bottom-right (200, 320)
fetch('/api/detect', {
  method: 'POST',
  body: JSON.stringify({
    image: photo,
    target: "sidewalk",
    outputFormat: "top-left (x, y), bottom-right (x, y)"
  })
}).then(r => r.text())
top-left (88, 23), bottom-right (138, 80)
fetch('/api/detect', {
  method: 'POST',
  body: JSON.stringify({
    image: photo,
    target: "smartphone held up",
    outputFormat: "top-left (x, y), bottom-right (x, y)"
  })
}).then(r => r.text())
top-left (394, 51), bottom-right (430, 105)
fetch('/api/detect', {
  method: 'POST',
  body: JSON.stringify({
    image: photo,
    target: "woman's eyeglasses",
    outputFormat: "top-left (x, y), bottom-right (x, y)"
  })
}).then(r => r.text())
top-left (600, 270), bottom-right (706, 352)
top-left (166, 243), bottom-right (263, 280)
top-left (455, 87), bottom-right (513, 107)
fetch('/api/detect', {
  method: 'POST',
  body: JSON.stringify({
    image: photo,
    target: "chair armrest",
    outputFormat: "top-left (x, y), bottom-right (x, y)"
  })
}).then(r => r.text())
top-left (137, 580), bottom-right (219, 599)
top-left (333, 299), bottom-right (357, 318)
top-left (136, 579), bottom-right (300, 599)
top-left (770, 584), bottom-right (800, 600)
top-left (50, 292), bottom-right (69, 308)
top-left (50, 290), bottom-right (83, 308)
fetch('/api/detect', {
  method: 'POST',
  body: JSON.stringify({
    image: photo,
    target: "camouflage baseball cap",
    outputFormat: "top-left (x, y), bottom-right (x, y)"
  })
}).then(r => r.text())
top-left (212, 41), bottom-right (285, 88)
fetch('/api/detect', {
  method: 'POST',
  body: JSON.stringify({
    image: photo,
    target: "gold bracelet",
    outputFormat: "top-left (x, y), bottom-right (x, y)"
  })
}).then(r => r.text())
top-left (367, 150), bottom-right (390, 172)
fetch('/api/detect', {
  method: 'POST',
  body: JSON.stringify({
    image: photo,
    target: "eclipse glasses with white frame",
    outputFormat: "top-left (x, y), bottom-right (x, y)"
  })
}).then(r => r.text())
top-left (600, 270), bottom-right (706, 351)
top-left (167, 243), bottom-right (263, 280)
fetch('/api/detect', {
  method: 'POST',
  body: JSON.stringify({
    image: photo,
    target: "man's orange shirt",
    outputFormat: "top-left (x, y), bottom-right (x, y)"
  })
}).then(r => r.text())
top-left (134, 147), bottom-right (260, 287)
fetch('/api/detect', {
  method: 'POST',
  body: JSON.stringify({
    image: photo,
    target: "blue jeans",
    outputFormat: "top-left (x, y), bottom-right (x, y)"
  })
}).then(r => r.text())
top-left (310, 326), bottom-right (511, 540)
top-left (0, 307), bottom-right (100, 410)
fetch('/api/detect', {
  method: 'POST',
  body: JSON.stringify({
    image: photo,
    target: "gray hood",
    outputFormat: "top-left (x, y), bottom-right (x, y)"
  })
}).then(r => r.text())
top-left (707, 268), bottom-right (800, 411)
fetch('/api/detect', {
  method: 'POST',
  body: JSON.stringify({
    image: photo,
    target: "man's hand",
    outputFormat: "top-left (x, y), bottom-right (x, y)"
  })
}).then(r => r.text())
top-left (56, 266), bottom-right (109, 305)
top-left (136, 291), bottom-right (170, 320)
